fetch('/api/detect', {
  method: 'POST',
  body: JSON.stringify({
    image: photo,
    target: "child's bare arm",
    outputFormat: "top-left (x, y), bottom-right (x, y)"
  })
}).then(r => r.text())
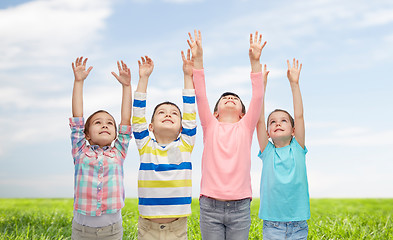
top-left (287, 58), bottom-right (305, 149)
top-left (136, 56), bottom-right (154, 93)
top-left (249, 31), bottom-right (267, 73)
top-left (256, 64), bottom-right (270, 152)
top-left (187, 30), bottom-right (203, 69)
top-left (111, 60), bottom-right (132, 126)
top-left (71, 57), bottom-right (93, 118)
top-left (181, 49), bottom-right (194, 89)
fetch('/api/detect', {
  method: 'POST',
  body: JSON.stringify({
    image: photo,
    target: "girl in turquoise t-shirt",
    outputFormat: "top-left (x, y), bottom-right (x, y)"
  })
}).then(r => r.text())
top-left (256, 59), bottom-right (310, 240)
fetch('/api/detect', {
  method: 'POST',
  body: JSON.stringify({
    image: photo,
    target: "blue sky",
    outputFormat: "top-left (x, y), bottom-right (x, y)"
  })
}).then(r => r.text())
top-left (1, 0), bottom-right (392, 198)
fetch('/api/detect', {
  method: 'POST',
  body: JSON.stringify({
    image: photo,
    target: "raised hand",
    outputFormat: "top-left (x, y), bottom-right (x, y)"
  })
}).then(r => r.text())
top-left (287, 58), bottom-right (302, 84)
top-left (112, 60), bottom-right (131, 86)
top-left (187, 30), bottom-right (203, 68)
top-left (181, 49), bottom-right (194, 77)
top-left (138, 56), bottom-right (154, 79)
top-left (249, 31), bottom-right (266, 63)
top-left (72, 56), bottom-right (93, 82)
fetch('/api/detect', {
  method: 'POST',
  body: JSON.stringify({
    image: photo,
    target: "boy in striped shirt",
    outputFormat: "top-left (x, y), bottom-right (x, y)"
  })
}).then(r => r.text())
top-left (132, 52), bottom-right (196, 240)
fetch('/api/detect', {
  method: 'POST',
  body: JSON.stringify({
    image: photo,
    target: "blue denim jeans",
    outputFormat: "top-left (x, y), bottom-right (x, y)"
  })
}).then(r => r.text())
top-left (263, 220), bottom-right (308, 240)
top-left (199, 196), bottom-right (251, 240)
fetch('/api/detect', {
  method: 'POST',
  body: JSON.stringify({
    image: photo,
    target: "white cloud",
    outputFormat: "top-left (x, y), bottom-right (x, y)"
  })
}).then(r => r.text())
top-left (0, 0), bottom-right (112, 69)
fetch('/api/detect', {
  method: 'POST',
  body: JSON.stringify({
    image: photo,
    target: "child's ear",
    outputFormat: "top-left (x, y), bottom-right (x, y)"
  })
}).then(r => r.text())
top-left (239, 113), bottom-right (245, 119)
top-left (213, 112), bottom-right (219, 119)
top-left (148, 123), bottom-right (154, 132)
top-left (85, 133), bottom-right (91, 141)
top-left (291, 127), bottom-right (295, 136)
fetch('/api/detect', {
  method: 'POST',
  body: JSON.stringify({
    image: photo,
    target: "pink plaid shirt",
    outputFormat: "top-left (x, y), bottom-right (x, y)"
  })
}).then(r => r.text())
top-left (69, 117), bottom-right (132, 216)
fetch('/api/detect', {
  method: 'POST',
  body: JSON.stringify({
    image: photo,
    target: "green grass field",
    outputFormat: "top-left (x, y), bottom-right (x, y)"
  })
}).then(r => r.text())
top-left (0, 198), bottom-right (392, 239)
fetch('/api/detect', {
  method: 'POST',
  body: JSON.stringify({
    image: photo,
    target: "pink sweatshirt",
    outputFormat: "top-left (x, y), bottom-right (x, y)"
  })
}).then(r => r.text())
top-left (193, 69), bottom-right (264, 200)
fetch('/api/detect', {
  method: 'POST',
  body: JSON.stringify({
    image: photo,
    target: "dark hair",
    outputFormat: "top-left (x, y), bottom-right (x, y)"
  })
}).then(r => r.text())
top-left (267, 109), bottom-right (294, 127)
top-left (151, 101), bottom-right (182, 122)
top-left (213, 92), bottom-right (246, 114)
top-left (84, 110), bottom-right (117, 137)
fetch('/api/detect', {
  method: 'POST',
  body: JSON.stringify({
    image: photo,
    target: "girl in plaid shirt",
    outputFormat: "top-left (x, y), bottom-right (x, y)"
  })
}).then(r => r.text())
top-left (70, 57), bottom-right (132, 240)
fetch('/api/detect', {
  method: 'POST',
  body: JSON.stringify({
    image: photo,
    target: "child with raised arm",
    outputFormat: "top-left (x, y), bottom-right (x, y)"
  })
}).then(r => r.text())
top-left (256, 59), bottom-right (310, 240)
top-left (187, 30), bottom-right (265, 240)
top-left (132, 53), bottom-right (196, 240)
top-left (70, 57), bottom-right (132, 239)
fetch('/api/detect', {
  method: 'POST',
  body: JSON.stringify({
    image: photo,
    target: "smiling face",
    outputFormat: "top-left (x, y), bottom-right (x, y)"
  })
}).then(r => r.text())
top-left (267, 110), bottom-right (295, 144)
top-left (149, 103), bottom-right (182, 140)
top-left (85, 111), bottom-right (117, 148)
top-left (213, 92), bottom-right (246, 120)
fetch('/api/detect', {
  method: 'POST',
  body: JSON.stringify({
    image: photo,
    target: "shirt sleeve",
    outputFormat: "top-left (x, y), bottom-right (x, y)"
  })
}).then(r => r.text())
top-left (113, 125), bottom-right (132, 160)
top-left (69, 117), bottom-right (87, 164)
top-left (180, 89), bottom-right (197, 151)
top-left (132, 92), bottom-right (151, 152)
top-left (241, 72), bottom-right (264, 131)
top-left (193, 69), bottom-right (215, 128)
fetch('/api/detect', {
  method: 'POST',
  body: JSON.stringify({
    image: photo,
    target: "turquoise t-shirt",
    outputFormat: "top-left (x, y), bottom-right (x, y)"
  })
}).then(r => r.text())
top-left (258, 138), bottom-right (310, 221)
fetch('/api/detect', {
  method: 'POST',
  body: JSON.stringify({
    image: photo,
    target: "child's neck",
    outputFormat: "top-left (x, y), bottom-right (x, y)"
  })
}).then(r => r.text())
top-left (154, 132), bottom-right (178, 145)
top-left (216, 112), bottom-right (242, 123)
top-left (272, 136), bottom-right (292, 148)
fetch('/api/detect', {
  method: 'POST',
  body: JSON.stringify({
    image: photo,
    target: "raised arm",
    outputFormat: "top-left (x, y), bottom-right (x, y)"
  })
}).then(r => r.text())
top-left (111, 60), bottom-right (132, 126)
top-left (256, 64), bottom-right (270, 152)
top-left (187, 30), bottom-right (203, 69)
top-left (181, 49), bottom-right (194, 90)
top-left (249, 31), bottom-right (267, 73)
top-left (136, 56), bottom-right (154, 93)
top-left (287, 58), bottom-right (305, 149)
top-left (71, 57), bottom-right (93, 117)
top-left (242, 32), bottom-right (266, 128)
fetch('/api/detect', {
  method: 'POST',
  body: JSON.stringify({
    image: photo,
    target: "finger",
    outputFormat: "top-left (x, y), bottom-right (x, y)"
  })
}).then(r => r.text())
top-left (296, 59), bottom-right (299, 69)
top-left (111, 72), bottom-right (119, 79)
top-left (121, 60), bottom-right (127, 70)
top-left (86, 66), bottom-right (93, 74)
top-left (187, 49), bottom-right (191, 60)
top-left (194, 29), bottom-right (197, 41)
top-left (198, 30), bottom-right (202, 42)
top-left (187, 39), bottom-right (192, 48)
top-left (261, 41), bottom-right (267, 49)
top-left (83, 58), bottom-right (88, 66)
top-left (250, 33), bottom-right (253, 45)
top-left (293, 58), bottom-right (296, 68)
top-left (141, 56), bottom-right (146, 63)
top-left (138, 60), bottom-right (141, 67)
top-left (117, 61), bottom-right (121, 71)
top-left (299, 63), bottom-right (302, 72)
top-left (188, 32), bottom-right (194, 42)
top-left (258, 34), bottom-right (262, 44)
top-left (287, 59), bottom-right (291, 69)
top-left (254, 31), bottom-right (258, 43)
top-left (181, 50), bottom-right (186, 61)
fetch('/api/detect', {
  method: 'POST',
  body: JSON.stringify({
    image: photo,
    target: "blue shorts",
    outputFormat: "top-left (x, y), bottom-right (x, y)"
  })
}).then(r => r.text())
top-left (263, 220), bottom-right (308, 240)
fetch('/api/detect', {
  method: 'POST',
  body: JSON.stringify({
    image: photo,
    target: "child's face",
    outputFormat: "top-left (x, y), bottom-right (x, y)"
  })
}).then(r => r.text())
top-left (85, 112), bottom-right (117, 148)
top-left (149, 104), bottom-right (182, 136)
top-left (267, 111), bottom-right (294, 142)
top-left (214, 95), bottom-right (244, 119)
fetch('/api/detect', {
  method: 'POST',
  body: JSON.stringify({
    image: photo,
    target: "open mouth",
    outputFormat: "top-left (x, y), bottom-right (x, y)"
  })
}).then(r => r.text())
top-left (225, 101), bottom-right (236, 105)
top-left (99, 131), bottom-right (110, 135)
top-left (162, 119), bottom-right (174, 124)
top-left (274, 129), bottom-right (284, 132)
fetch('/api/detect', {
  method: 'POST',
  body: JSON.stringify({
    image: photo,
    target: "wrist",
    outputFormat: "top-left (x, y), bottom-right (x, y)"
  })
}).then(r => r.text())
top-left (251, 62), bottom-right (262, 73)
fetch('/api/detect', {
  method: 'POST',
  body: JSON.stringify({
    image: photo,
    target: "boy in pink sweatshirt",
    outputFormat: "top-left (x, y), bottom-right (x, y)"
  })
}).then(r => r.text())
top-left (187, 30), bottom-right (266, 240)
